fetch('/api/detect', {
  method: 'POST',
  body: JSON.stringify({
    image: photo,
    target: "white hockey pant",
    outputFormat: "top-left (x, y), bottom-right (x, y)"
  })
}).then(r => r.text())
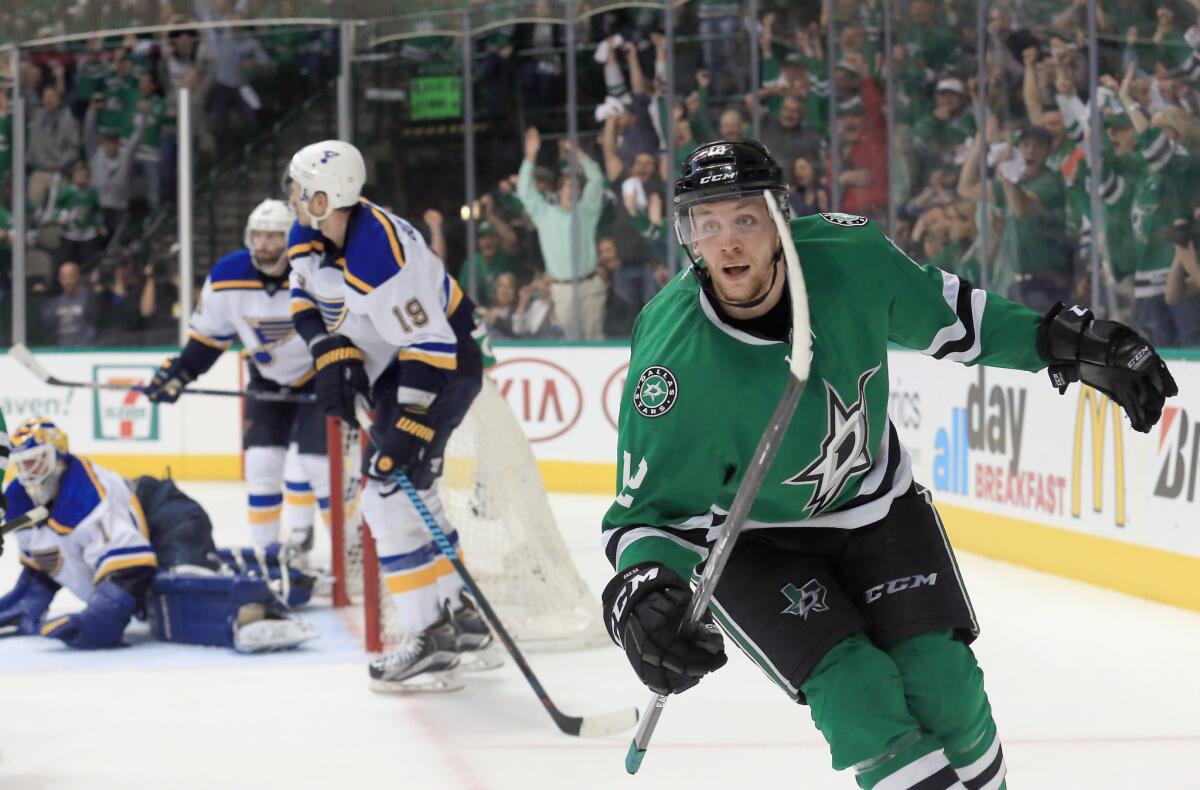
top-left (360, 478), bottom-right (464, 635)
top-left (283, 443), bottom-right (331, 537)
top-left (245, 445), bottom-right (285, 547)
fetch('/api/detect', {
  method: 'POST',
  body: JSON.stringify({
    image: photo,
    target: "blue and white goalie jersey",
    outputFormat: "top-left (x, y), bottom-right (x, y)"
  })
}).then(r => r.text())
top-left (5, 457), bottom-right (156, 602)
top-left (288, 199), bottom-right (471, 394)
top-left (189, 249), bottom-right (313, 387)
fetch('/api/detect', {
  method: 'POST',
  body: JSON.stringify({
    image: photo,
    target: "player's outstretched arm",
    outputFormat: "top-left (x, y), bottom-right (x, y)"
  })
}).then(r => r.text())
top-left (602, 562), bottom-right (727, 696)
top-left (1037, 302), bottom-right (1178, 432)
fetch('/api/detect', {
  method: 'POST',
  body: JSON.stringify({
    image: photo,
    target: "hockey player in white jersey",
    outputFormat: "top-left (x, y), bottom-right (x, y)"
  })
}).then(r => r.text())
top-left (144, 199), bottom-right (331, 556)
top-left (284, 140), bottom-right (497, 691)
top-left (0, 418), bottom-right (316, 652)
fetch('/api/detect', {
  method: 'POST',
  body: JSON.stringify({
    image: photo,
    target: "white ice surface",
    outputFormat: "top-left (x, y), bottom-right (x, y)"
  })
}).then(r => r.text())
top-left (2, 483), bottom-right (1199, 789)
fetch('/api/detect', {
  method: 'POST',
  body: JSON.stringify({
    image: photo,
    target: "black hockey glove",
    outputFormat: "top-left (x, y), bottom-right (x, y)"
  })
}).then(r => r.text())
top-left (367, 405), bottom-right (435, 486)
top-left (602, 562), bottom-right (727, 696)
top-left (311, 335), bottom-right (369, 422)
top-left (143, 357), bottom-right (194, 404)
top-left (1037, 303), bottom-right (1178, 433)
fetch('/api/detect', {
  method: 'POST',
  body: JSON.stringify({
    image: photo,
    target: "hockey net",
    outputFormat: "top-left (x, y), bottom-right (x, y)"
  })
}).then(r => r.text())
top-left (327, 377), bottom-right (609, 653)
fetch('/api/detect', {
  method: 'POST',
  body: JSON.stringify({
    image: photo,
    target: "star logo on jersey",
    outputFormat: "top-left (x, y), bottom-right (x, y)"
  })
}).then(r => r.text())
top-left (784, 365), bottom-right (881, 514)
top-left (819, 212), bottom-right (868, 227)
top-left (780, 580), bottom-right (829, 619)
top-left (633, 366), bottom-right (678, 418)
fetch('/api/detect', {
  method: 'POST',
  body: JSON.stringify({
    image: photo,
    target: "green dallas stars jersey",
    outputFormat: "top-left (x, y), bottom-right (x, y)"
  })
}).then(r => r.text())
top-left (601, 214), bottom-right (1047, 579)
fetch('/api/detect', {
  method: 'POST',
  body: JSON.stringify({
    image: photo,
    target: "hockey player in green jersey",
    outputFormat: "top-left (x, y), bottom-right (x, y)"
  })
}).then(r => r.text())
top-left (601, 140), bottom-right (1178, 789)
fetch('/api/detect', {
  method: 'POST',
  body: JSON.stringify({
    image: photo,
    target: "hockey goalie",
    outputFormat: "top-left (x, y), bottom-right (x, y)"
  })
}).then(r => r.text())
top-left (0, 417), bottom-right (317, 653)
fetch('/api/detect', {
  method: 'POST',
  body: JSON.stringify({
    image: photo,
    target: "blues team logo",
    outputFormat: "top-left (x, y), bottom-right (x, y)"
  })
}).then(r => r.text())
top-left (819, 212), bottom-right (868, 227)
top-left (633, 366), bottom-right (678, 418)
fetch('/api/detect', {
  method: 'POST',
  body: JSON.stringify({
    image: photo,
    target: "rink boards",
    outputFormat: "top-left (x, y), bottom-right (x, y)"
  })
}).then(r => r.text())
top-left (2, 344), bottom-right (1197, 611)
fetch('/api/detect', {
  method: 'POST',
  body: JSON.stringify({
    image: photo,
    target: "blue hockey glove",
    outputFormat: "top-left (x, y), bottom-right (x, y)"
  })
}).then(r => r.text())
top-left (0, 567), bottom-right (59, 635)
top-left (143, 356), bottom-right (195, 404)
top-left (311, 335), bottom-right (369, 422)
top-left (602, 562), bottom-right (727, 696)
top-left (41, 580), bottom-right (137, 649)
top-left (367, 405), bottom-right (435, 486)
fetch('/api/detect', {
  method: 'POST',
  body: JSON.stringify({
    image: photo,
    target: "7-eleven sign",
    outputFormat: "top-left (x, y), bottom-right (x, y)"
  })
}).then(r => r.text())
top-left (93, 365), bottom-right (159, 441)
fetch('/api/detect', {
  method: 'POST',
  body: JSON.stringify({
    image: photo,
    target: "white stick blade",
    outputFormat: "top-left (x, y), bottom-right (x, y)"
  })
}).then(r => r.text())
top-left (8, 343), bottom-right (52, 382)
top-left (762, 191), bottom-right (813, 380)
top-left (577, 706), bottom-right (639, 738)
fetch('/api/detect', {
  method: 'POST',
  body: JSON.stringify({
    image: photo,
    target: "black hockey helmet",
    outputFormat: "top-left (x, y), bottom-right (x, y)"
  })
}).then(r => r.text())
top-left (673, 139), bottom-right (790, 250)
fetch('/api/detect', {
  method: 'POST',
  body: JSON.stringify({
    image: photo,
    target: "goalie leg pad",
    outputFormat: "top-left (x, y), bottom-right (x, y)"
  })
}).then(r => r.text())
top-left (147, 569), bottom-right (314, 651)
top-left (214, 544), bottom-right (316, 608)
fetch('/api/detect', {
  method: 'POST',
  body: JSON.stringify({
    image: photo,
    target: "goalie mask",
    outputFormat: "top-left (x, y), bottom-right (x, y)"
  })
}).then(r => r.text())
top-left (673, 139), bottom-right (790, 309)
top-left (244, 199), bottom-right (295, 277)
top-left (11, 418), bottom-right (71, 506)
top-left (283, 141), bottom-right (366, 229)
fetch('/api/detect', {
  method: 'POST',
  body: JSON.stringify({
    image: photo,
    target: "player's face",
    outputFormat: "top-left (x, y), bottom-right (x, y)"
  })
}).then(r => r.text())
top-left (691, 197), bottom-right (779, 305)
top-left (251, 230), bottom-right (287, 275)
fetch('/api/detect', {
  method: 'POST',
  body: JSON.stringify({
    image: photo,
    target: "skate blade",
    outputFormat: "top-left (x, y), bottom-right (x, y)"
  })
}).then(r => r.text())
top-left (370, 668), bottom-right (464, 694)
top-left (459, 643), bottom-right (505, 672)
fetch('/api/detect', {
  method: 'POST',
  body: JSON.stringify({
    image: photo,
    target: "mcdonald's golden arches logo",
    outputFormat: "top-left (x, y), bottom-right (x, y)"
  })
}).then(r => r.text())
top-left (1071, 386), bottom-right (1125, 527)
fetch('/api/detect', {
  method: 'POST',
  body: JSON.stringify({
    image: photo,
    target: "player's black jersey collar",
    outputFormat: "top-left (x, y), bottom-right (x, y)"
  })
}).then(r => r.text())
top-left (697, 286), bottom-right (786, 347)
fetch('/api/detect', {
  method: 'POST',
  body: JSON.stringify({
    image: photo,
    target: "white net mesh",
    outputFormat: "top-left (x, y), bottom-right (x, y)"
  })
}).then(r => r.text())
top-left (337, 378), bottom-right (608, 652)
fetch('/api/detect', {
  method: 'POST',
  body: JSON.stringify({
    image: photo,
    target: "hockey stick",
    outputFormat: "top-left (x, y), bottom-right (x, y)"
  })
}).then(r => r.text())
top-left (8, 344), bottom-right (315, 404)
top-left (1, 507), bottom-right (51, 536)
top-left (353, 398), bottom-right (638, 738)
top-left (625, 190), bottom-right (813, 774)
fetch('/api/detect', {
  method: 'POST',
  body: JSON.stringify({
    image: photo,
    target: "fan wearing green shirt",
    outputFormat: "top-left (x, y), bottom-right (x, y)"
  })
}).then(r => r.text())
top-left (458, 220), bottom-right (523, 306)
top-left (54, 161), bottom-right (108, 266)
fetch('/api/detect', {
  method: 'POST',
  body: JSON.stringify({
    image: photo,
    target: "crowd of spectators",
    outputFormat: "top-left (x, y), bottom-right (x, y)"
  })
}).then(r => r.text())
top-left (451, 1), bottom-right (1200, 348)
top-left (6, 1), bottom-right (1200, 348)
top-left (0, 20), bottom-right (335, 345)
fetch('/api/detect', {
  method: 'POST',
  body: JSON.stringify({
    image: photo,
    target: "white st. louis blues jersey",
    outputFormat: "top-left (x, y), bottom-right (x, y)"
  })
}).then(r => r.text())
top-left (189, 249), bottom-right (313, 387)
top-left (288, 199), bottom-right (469, 389)
top-left (5, 457), bottom-right (157, 602)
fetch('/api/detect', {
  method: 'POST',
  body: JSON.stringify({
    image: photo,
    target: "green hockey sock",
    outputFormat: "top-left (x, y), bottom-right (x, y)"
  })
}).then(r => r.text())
top-left (887, 630), bottom-right (1007, 789)
top-left (801, 632), bottom-right (960, 789)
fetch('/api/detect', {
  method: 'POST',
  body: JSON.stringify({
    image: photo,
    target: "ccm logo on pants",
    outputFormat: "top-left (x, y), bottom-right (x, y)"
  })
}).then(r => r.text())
top-left (864, 573), bottom-right (938, 604)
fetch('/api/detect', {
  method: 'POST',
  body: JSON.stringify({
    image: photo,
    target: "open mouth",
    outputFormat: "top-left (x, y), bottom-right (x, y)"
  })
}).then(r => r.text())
top-left (721, 263), bottom-right (751, 279)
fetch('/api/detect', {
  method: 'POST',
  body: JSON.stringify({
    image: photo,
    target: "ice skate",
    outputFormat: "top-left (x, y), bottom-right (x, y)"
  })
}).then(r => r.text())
top-left (368, 616), bottom-right (463, 693)
top-left (449, 593), bottom-right (504, 672)
top-left (286, 524), bottom-right (315, 568)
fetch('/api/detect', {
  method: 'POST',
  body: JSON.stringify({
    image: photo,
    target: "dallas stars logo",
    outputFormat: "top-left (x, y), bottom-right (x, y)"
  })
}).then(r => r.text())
top-left (633, 365), bottom-right (678, 418)
top-left (785, 365), bottom-right (881, 514)
top-left (780, 580), bottom-right (829, 619)
top-left (819, 212), bottom-right (868, 227)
